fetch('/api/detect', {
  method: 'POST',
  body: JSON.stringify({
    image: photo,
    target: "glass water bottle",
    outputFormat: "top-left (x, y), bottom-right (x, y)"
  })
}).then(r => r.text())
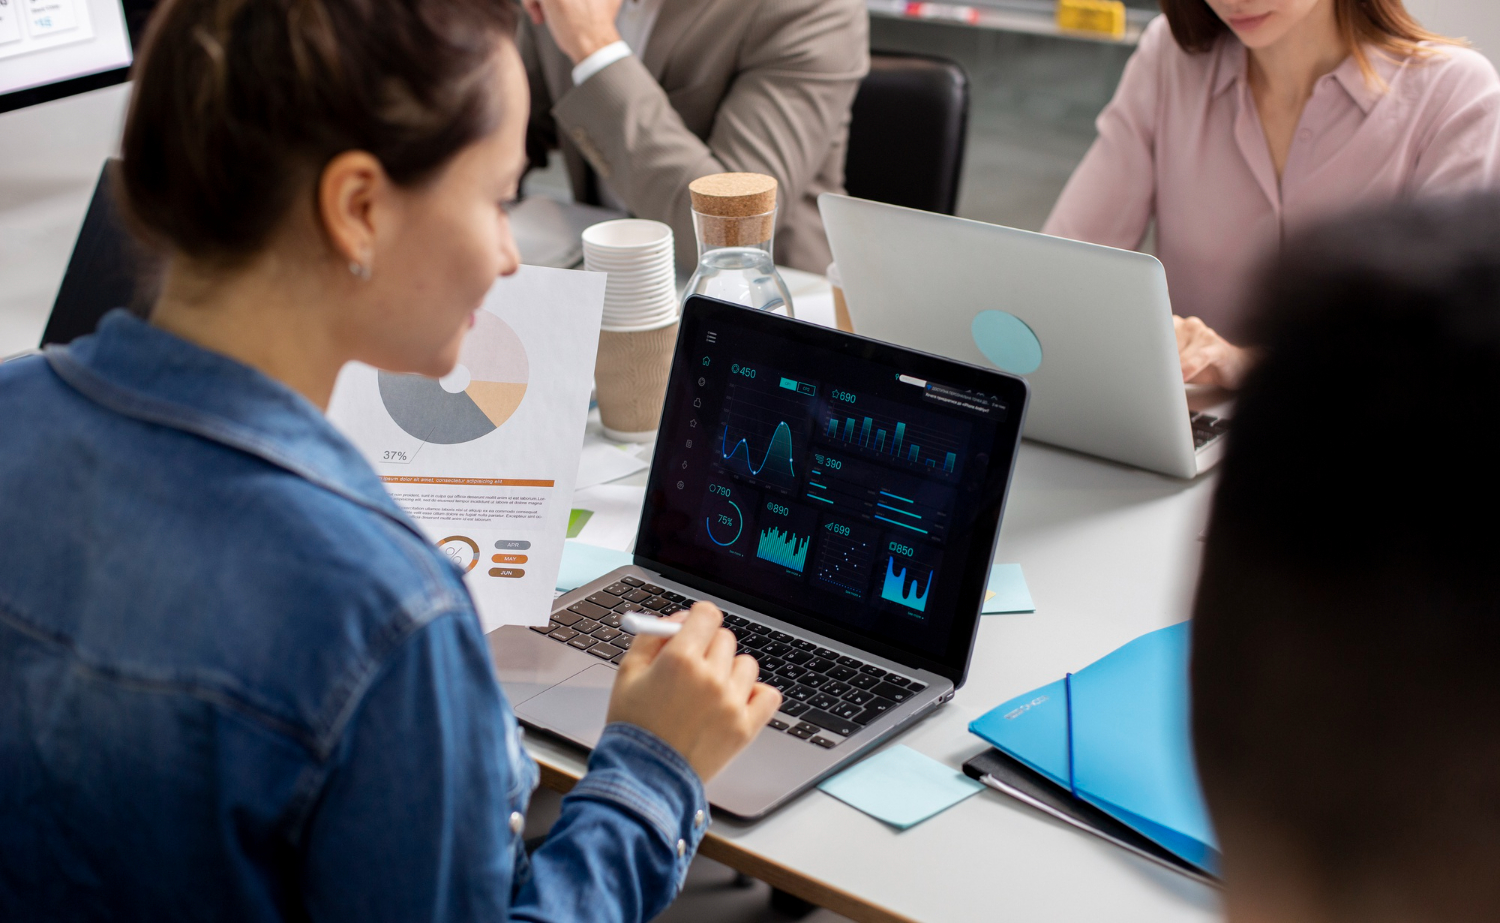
top-left (682, 174), bottom-right (795, 317)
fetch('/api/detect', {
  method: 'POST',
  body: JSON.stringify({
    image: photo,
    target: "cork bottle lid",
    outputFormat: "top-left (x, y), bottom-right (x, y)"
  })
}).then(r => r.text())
top-left (689, 173), bottom-right (778, 217)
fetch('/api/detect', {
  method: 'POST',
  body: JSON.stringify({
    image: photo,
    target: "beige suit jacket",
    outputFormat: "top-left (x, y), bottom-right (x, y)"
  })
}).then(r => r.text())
top-left (519, 0), bottom-right (869, 274)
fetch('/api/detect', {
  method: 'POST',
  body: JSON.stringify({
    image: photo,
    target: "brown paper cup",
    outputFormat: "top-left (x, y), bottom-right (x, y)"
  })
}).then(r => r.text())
top-left (831, 284), bottom-right (854, 333)
top-left (595, 323), bottom-right (680, 441)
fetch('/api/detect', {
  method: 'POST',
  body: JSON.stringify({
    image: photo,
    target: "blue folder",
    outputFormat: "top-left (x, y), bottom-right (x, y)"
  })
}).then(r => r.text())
top-left (968, 622), bottom-right (1220, 874)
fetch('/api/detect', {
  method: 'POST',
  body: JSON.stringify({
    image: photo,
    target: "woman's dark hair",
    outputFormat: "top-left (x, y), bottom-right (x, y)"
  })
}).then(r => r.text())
top-left (1158, 0), bottom-right (1454, 82)
top-left (1192, 194), bottom-right (1500, 921)
top-left (119, 0), bottom-right (518, 264)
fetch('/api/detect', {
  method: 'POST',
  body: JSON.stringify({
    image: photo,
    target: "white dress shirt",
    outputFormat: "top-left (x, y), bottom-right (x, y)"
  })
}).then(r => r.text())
top-left (570, 0), bottom-right (666, 87)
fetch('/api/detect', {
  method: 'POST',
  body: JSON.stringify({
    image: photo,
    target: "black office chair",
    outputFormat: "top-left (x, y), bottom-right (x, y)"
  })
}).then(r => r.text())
top-left (843, 51), bottom-right (970, 216)
top-left (40, 158), bottom-right (153, 348)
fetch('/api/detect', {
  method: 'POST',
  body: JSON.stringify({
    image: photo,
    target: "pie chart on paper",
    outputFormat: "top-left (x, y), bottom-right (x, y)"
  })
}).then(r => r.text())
top-left (377, 310), bottom-right (530, 444)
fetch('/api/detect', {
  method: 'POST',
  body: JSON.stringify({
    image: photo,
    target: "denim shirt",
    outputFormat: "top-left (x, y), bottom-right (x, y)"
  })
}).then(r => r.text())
top-left (0, 312), bottom-right (709, 921)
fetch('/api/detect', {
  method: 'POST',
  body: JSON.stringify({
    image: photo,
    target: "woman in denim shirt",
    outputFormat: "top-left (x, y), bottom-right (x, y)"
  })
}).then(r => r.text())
top-left (0, 0), bottom-right (781, 918)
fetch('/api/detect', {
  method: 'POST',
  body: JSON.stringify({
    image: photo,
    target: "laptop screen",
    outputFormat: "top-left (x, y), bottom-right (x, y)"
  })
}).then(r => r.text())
top-left (637, 297), bottom-right (1028, 684)
top-left (0, 0), bottom-right (152, 113)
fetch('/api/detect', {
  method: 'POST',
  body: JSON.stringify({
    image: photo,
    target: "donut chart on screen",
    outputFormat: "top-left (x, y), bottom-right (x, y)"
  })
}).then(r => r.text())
top-left (377, 311), bottom-right (530, 444)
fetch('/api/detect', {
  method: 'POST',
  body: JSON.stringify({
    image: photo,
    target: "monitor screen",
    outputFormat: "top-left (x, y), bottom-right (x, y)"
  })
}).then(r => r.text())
top-left (638, 297), bottom-right (1028, 683)
top-left (0, 0), bottom-right (147, 113)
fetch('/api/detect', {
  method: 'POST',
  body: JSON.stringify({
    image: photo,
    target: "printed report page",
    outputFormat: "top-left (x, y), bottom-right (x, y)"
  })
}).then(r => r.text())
top-left (0, 0), bottom-right (131, 96)
top-left (327, 265), bottom-right (607, 631)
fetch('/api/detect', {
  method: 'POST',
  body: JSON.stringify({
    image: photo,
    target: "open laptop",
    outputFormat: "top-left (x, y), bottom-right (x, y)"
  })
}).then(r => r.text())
top-left (488, 295), bottom-right (1029, 819)
top-left (819, 193), bottom-right (1231, 479)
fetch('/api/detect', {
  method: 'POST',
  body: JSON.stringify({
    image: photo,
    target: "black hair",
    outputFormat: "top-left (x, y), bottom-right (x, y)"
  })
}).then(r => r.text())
top-left (1192, 193), bottom-right (1500, 922)
top-left (120, 0), bottom-right (518, 265)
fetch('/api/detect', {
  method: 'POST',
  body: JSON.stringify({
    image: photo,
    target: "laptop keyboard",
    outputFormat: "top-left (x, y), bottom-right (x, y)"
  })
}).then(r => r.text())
top-left (533, 576), bottom-right (927, 750)
top-left (1190, 412), bottom-right (1229, 450)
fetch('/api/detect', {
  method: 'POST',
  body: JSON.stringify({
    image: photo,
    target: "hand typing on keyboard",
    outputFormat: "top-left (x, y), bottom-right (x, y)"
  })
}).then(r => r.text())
top-left (606, 603), bottom-right (783, 781)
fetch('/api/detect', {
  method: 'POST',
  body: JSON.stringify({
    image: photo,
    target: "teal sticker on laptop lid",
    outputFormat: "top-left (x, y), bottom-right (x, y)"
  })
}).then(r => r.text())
top-left (972, 310), bottom-right (1042, 375)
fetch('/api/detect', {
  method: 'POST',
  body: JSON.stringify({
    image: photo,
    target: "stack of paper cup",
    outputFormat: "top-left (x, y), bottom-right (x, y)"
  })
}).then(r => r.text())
top-left (583, 219), bottom-right (680, 442)
top-left (583, 219), bottom-right (679, 332)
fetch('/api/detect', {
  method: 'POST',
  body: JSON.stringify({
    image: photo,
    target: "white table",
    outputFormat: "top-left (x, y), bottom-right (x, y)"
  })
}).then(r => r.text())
top-left (2, 84), bottom-right (1222, 923)
top-left (532, 440), bottom-right (1222, 923)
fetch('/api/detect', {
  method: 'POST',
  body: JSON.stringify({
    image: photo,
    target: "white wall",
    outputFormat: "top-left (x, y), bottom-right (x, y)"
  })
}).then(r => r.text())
top-left (0, 82), bottom-right (129, 355)
top-left (1405, 0), bottom-right (1500, 62)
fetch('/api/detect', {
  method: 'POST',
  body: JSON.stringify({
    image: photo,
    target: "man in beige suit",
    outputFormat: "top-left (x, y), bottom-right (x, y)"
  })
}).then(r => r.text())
top-left (519, 0), bottom-right (869, 273)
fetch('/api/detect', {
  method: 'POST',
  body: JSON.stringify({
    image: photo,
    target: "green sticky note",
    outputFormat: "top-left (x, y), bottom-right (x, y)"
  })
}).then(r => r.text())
top-left (556, 539), bottom-right (632, 592)
top-left (983, 563), bottom-right (1034, 614)
top-left (566, 508), bottom-right (594, 539)
top-left (818, 745), bottom-right (983, 829)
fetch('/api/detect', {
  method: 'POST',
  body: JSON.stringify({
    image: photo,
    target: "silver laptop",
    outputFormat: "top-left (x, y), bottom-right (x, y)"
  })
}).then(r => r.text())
top-left (820, 194), bottom-right (1232, 479)
top-left (488, 295), bottom-right (1029, 819)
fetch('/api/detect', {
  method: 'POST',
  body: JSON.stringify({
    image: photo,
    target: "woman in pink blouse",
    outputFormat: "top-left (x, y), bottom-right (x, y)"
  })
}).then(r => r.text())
top-left (1044, 0), bottom-right (1500, 387)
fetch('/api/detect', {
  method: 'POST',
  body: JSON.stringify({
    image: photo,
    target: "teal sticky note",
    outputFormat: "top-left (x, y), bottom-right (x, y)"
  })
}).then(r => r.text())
top-left (818, 745), bottom-right (983, 829)
top-left (983, 563), bottom-right (1034, 613)
top-left (555, 540), bottom-right (632, 592)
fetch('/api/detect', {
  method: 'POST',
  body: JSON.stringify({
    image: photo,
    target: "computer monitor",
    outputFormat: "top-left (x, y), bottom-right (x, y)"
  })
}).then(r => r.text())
top-left (0, 0), bottom-right (154, 113)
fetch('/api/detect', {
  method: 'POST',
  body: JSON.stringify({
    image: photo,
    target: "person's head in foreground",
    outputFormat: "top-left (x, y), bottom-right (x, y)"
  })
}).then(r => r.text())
top-left (1192, 193), bottom-right (1500, 923)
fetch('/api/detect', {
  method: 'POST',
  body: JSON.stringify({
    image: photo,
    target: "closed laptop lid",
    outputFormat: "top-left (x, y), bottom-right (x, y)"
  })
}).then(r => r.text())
top-left (636, 296), bottom-right (1029, 687)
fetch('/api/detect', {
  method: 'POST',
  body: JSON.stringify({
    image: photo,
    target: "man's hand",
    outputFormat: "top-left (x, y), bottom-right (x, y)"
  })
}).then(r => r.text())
top-left (607, 603), bottom-right (783, 782)
top-left (525, 0), bottom-right (625, 66)
top-left (1174, 315), bottom-right (1254, 389)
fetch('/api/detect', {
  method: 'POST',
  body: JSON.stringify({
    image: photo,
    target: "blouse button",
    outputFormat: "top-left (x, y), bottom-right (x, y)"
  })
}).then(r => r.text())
top-left (676, 838), bottom-right (687, 858)
top-left (509, 811), bottom-right (525, 835)
top-left (694, 809), bottom-right (705, 828)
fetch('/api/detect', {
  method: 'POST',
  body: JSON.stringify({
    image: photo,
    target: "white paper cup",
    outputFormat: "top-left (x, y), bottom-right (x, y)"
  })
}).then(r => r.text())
top-left (585, 241), bottom-right (672, 259)
top-left (603, 295), bottom-right (677, 316)
top-left (604, 280), bottom-right (675, 300)
top-left (601, 298), bottom-right (678, 331)
top-left (582, 219), bottom-right (674, 252)
top-left (586, 257), bottom-right (673, 276)
top-left (582, 218), bottom-right (678, 336)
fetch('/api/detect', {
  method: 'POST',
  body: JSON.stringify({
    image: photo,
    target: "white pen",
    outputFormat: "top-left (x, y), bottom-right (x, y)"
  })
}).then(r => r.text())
top-left (622, 613), bottom-right (683, 638)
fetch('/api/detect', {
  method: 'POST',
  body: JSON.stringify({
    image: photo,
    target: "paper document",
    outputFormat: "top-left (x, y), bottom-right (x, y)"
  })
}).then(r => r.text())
top-left (328, 265), bottom-right (606, 630)
top-left (574, 438), bottom-right (648, 490)
top-left (568, 484), bottom-right (647, 551)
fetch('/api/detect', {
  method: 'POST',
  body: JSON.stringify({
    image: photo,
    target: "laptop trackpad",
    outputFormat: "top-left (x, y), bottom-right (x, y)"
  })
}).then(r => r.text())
top-left (514, 664), bottom-right (616, 749)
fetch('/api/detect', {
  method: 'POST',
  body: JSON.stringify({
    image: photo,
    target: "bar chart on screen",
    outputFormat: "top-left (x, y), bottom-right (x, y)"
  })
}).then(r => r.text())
top-left (754, 498), bottom-right (818, 574)
top-left (821, 390), bottom-right (971, 480)
top-left (805, 451), bottom-right (955, 542)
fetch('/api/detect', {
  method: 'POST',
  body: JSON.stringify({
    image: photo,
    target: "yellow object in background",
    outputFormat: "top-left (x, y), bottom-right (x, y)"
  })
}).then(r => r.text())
top-left (1056, 0), bottom-right (1126, 37)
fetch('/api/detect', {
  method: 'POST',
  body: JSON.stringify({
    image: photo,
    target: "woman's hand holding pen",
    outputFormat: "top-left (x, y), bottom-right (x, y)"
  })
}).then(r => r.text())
top-left (607, 603), bottom-right (783, 782)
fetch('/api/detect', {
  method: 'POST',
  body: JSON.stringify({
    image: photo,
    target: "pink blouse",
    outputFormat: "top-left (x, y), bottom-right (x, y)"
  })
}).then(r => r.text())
top-left (1043, 16), bottom-right (1500, 342)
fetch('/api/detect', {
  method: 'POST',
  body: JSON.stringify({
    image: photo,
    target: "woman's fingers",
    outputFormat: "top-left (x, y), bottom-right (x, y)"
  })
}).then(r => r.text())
top-left (744, 681), bottom-right (784, 728)
top-left (706, 624), bottom-right (738, 671)
top-left (669, 602), bottom-right (723, 658)
top-left (728, 652), bottom-right (760, 699)
top-left (615, 610), bottom-right (688, 674)
top-left (1175, 315), bottom-right (1223, 383)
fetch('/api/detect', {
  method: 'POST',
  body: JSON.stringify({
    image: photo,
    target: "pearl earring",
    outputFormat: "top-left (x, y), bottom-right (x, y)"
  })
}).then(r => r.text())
top-left (349, 260), bottom-right (372, 281)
